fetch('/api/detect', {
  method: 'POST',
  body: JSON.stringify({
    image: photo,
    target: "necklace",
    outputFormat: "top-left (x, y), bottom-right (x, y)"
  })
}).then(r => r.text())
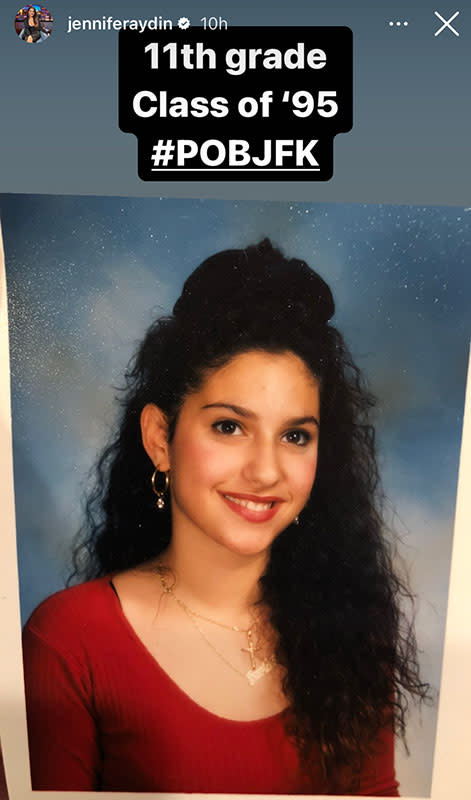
top-left (157, 565), bottom-right (275, 686)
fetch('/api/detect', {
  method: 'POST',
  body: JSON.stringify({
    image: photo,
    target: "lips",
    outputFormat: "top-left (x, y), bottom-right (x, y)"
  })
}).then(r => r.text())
top-left (220, 492), bottom-right (284, 523)
top-left (224, 494), bottom-right (273, 511)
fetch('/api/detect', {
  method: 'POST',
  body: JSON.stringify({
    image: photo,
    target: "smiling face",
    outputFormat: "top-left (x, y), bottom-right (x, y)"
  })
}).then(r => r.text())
top-left (141, 350), bottom-right (320, 561)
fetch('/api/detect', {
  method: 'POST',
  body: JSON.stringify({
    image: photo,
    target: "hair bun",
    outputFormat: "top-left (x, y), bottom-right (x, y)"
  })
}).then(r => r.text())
top-left (173, 239), bottom-right (335, 326)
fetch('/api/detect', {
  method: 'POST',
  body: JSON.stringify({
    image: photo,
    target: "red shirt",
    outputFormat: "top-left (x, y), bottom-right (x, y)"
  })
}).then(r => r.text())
top-left (22, 578), bottom-right (399, 794)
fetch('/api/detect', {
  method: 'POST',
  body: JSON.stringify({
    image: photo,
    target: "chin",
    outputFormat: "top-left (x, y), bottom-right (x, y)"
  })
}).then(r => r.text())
top-left (211, 528), bottom-right (281, 559)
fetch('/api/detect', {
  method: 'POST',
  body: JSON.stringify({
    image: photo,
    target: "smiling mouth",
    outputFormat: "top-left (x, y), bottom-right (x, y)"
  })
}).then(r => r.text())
top-left (223, 494), bottom-right (274, 511)
top-left (220, 492), bottom-right (285, 523)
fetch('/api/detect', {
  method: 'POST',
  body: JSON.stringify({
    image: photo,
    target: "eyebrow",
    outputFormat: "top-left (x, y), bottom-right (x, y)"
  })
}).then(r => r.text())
top-left (201, 403), bottom-right (320, 428)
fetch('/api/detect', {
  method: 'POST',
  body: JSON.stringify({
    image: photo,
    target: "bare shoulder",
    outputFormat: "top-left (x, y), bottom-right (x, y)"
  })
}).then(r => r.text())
top-left (112, 561), bottom-right (162, 598)
top-left (111, 562), bottom-right (168, 624)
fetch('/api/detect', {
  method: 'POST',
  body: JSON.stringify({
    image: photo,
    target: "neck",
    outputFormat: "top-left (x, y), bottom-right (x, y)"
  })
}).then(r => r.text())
top-left (162, 529), bottom-right (269, 625)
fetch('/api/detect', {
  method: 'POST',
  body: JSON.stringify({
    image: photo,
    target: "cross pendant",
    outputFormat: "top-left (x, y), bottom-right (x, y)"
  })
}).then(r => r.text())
top-left (241, 631), bottom-right (260, 671)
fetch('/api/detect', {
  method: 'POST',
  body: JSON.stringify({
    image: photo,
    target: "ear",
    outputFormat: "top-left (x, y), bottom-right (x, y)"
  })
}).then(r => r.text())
top-left (140, 404), bottom-right (171, 472)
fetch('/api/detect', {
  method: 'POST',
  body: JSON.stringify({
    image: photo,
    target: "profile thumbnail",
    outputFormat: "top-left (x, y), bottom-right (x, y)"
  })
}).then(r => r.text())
top-left (14, 5), bottom-right (53, 43)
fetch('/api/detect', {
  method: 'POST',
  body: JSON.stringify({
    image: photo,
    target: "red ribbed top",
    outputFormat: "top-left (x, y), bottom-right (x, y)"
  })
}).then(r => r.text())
top-left (22, 578), bottom-right (399, 795)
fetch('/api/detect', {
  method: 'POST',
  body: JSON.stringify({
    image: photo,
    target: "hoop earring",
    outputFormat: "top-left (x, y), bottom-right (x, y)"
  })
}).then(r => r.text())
top-left (151, 467), bottom-right (170, 510)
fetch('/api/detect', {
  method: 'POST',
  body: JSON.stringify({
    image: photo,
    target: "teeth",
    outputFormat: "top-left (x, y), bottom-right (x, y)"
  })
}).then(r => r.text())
top-left (224, 495), bottom-right (273, 511)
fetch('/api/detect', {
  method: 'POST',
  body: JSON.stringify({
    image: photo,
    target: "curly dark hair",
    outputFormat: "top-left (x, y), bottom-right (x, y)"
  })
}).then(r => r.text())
top-left (70, 239), bottom-right (429, 788)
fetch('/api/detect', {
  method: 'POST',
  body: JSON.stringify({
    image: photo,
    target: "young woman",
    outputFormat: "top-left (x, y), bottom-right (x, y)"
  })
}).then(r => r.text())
top-left (21, 6), bottom-right (48, 43)
top-left (22, 240), bottom-right (428, 794)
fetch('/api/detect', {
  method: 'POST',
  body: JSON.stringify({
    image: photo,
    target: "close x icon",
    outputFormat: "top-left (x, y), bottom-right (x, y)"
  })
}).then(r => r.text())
top-left (434, 10), bottom-right (460, 36)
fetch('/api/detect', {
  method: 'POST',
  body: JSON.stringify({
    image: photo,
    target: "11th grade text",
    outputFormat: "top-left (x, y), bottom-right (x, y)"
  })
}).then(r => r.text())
top-left (144, 42), bottom-right (327, 75)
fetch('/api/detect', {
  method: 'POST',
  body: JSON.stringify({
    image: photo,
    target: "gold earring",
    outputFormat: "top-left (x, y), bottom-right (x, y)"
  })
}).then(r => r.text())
top-left (151, 467), bottom-right (170, 510)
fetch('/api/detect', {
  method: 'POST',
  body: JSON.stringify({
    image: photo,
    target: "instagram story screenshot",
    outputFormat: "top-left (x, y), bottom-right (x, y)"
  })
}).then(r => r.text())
top-left (0, 2), bottom-right (469, 799)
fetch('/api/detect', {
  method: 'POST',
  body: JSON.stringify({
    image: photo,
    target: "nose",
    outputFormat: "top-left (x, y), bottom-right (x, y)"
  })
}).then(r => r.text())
top-left (241, 437), bottom-right (282, 489)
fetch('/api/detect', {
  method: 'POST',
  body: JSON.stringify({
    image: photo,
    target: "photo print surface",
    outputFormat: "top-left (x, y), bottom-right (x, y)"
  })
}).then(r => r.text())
top-left (0, 193), bottom-right (469, 797)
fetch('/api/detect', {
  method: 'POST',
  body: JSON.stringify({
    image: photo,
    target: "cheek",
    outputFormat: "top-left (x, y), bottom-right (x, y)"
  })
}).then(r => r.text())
top-left (290, 451), bottom-right (318, 501)
top-left (170, 432), bottom-right (239, 486)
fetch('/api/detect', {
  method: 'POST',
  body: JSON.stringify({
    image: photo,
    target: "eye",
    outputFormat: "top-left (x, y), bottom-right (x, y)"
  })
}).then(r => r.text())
top-left (212, 419), bottom-right (243, 436)
top-left (282, 429), bottom-right (312, 447)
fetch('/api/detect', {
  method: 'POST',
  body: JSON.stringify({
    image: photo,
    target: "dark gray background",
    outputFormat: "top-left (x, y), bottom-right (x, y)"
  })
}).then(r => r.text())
top-left (1, 1), bottom-right (469, 203)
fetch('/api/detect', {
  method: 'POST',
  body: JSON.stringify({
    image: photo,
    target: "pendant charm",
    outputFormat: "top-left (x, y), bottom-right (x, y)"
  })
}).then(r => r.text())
top-left (246, 659), bottom-right (274, 686)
